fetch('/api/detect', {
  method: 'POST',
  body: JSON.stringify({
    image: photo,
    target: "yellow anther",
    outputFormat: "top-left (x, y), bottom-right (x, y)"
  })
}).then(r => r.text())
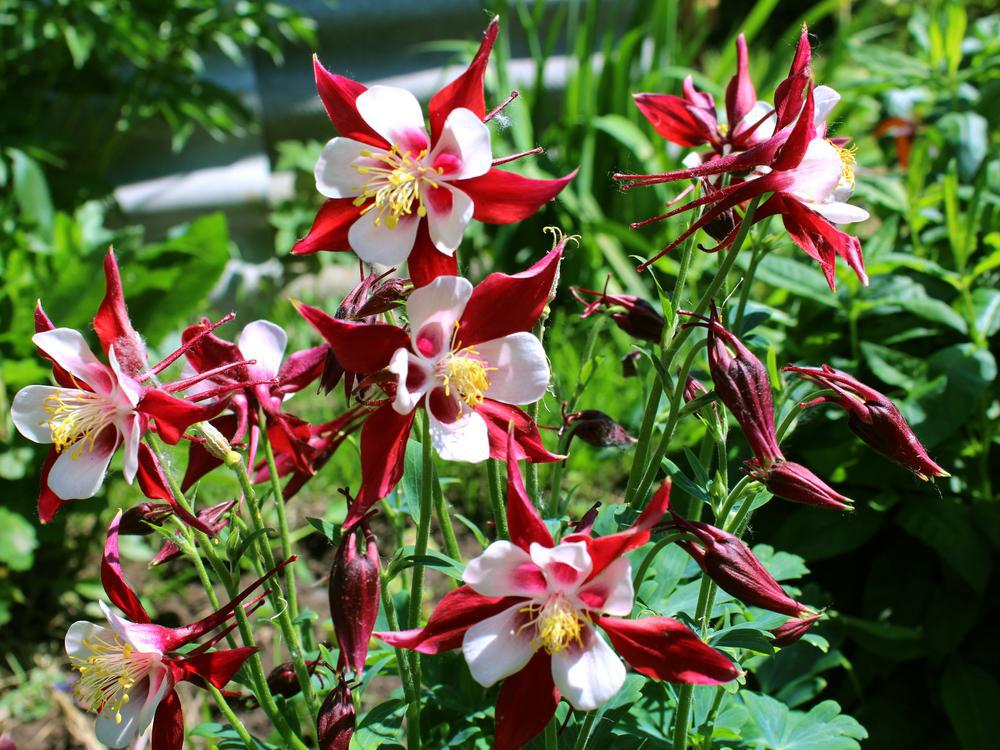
top-left (42, 390), bottom-right (117, 456)
top-left (440, 349), bottom-right (494, 407)
top-left (352, 145), bottom-right (442, 229)
top-left (69, 630), bottom-right (154, 721)
top-left (521, 596), bottom-right (586, 655)
top-left (833, 142), bottom-right (857, 189)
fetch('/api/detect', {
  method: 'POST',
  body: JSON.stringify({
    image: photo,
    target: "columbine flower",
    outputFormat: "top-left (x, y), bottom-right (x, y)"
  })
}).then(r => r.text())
top-left (293, 17), bottom-right (575, 286)
top-left (376, 438), bottom-right (738, 750)
top-left (783, 364), bottom-right (949, 480)
top-left (11, 251), bottom-right (226, 522)
top-left (295, 246), bottom-right (565, 525)
top-left (65, 511), bottom-right (292, 748)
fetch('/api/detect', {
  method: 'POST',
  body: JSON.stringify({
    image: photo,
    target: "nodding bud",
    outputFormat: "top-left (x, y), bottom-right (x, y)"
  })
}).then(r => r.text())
top-left (745, 459), bottom-right (853, 511)
top-left (783, 364), bottom-right (948, 481)
top-left (318, 676), bottom-right (355, 750)
top-left (569, 502), bottom-right (602, 535)
top-left (118, 502), bottom-right (174, 535)
top-left (683, 307), bottom-right (783, 463)
top-left (351, 278), bottom-right (411, 319)
top-left (770, 613), bottom-right (822, 647)
top-left (621, 349), bottom-right (642, 378)
top-left (320, 347), bottom-right (345, 395)
top-left (571, 287), bottom-right (665, 342)
top-left (566, 410), bottom-right (636, 448)
top-left (671, 516), bottom-right (810, 617)
top-left (267, 660), bottom-right (323, 698)
top-left (329, 519), bottom-right (381, 676)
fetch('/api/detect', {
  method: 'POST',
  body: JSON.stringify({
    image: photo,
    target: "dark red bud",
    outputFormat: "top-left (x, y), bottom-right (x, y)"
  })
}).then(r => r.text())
top-left (572, 288), bottom-right (665, 342)
top-left (118, 502), bottom-right (174, 535)
top-left (567, 410), bottom-right (636, 448)
top-left (683, 375), bottom-right (710, 403)
top-left (0, 736), bottom-right (16, 750)
top-left (621, 350), bottom-right (643, 378)
top-left (770, 613), bottom-right (822, 647)
top-left (351, 278), bottom-right (411, 319)
top-left (570, 502), bottom-right (602, 534)
top-left (318, 677), bottom-right (355, 750)
top-left (702, 206), bottom-right (737, 243)
top-left (151, 499), bottom-right (237, 566)
top-left (320, 347), bottom-right (345, 395)
top-left (267, 660), bottom-right (323, 698)
top-left (747, 460), bottom-right (853, 511)
top-left (329, 520), bottom-right (381, 675)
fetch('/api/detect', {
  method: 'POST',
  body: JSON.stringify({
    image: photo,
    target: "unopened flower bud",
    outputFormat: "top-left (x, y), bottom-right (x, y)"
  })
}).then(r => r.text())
top-left (267, 660), bottom-right (322, 698)
top-left (566, 410), bottom-right (636, 448)
top-left (318, 677), bottom-right (355, 750)
top-left (329, 519), bottom-right (381, 675)
top-left (745, 459), bottom-right (853, 511)
top-left (703, 206), bottom-right (737, 243)
top-left (118, 502), bottom-right (173, 535)
top-left (684, 375), bottom-right (710, 403)
top-left (770, 613), bottom-right (822, 647)
top-left (198, 421), bottom-right (234, 462)
top-left (351, 278), bottom-right (411, 319)
top-left (621, 350), bottom-right (642, 378)
top-left (672, 516), bottom-right (809, 617)
top-left (572, 288), bottom-right (665, 342)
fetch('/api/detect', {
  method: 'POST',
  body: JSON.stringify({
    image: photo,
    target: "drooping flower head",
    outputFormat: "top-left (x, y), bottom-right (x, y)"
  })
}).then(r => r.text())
top-left (294, 17), bottom-right (575, 286)
top-left (295, 245), bottom-right (566, 525)
top-left (376, 434), bottom-right (739, 750)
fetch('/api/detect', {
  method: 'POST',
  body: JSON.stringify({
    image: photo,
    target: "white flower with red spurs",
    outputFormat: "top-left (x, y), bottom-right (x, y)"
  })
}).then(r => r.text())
top-left (377, 436), bottom-right (740, 750)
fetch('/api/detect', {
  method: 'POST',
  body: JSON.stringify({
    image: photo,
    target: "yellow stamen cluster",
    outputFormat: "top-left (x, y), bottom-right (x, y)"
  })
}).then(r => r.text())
top-left (69, 630), bottom-right (153, 725)
top-left (353, 146), bottom-right (443, 229)
top-left (43, 390), bottom-right (116, 456)
top-left (440, 348), bottom-right (494, 407)
top-left (833, 142), bottom-right (857, 190)
top-left (521, 596), bottom-right (587, 655)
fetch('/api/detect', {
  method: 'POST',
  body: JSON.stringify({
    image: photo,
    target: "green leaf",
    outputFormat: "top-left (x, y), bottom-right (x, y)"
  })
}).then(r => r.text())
top-left (911, 344), bottom-right (996, 446)
top-left (711, 626), bottom-right (776, 655)
top-left (898, 499), bottom-right (991, 593)
top-left (938, 112), bottom-right (988, 182)
top-left (0, 508), bottom-right (37, 571)
top-left (755, 254), bottom-right (838, 306)
top-left (6, 148), bottom-right (54, 236)
top-left (306, 517), bottom-right (340, 545)
top-left (592, 114), bottom-right (657, 163)
top-left (941, 658), bottom-right (1000, 750)
top-left (739, 692), bottom-right (867, 749)
top-left (859, 342), bottom-right (927, 388)
top-left (402, 551), bottom-right (465, 580)
top-left (972, 288), bottom-right (1000, 338)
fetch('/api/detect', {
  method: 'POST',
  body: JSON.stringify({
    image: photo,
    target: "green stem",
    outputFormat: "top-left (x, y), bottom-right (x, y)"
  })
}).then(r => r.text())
top-left (632, 533), bottom-right (682, 590)
top-left (432, 465), bottom-right (462, 562)
top-left (697, 686), bottom-right (727, 750)
top-left (544, 718), bottom-right (559, 750)
top-left (673, 571), bottom-right (719, 750)
top-left (572, 711), bottom-right (598, 750)
top-left (487, 459), bottom-right (510, 539)
top-left (525, 311), bottom-right (550, 506)
top-left (380, 574), bottom-right (421, 750)
top-left (206, 683), bottom-right (259, 748)
top-left (547, 429), bottom-right (574, 518)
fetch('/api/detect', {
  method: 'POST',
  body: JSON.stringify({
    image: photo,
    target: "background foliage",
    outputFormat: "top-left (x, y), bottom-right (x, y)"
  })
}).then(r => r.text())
top-left (1, 0), bottom-right (997, 748)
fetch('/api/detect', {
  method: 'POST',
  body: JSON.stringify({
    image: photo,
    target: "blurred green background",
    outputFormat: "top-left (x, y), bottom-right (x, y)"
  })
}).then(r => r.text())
top-left (1, 0), bottom-right (998, 748)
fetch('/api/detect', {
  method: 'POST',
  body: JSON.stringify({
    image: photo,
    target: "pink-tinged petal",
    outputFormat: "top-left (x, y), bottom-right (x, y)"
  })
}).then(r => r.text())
top-left (313, 57), bottom-right (383, 147)
top-left (596, 616), bottom-right (740, 684)
top-left (808, 200), bottom-right (869, 224)
top-left (108, 347), bottom-right (141, 407)
top-left (37, 449), bottom-right (69, 522)
top-left (407, 222), bottom-right (460, 288)
top-left (49, 428), bottom-right (118, 500)
top-left (462, 602), bottom-right (536, 687)
top-left (725, 34), bottom-right (757, 128)
top-left (294, 301), bottom-right (408, 374)
top-left (173, 648), bottom-right (257, 689)
top-left (291, 198), bottom-right (363, 255)
top-left (428, 405), bottom-right (490, 463)
top-left (355, 86), bottom-right (429, 150)
top-left (550, 623), bottom-right (626, 710)
top-left (237, 320), bottom-right (287, 380)
top-left (530, 541), bottom-right (592, 592)
top-left (425, 183), bottom-right (474, 255)
top-left (65, 620), bottom-right (110, 659)
top-left (315, 137), bottom-right (375, 199)
top-left (93, 249), bottom-right (146, 372)
top-left (102, 511), bottom-right (151, 624)
top-left (812, 85), bottom-right (841, 126)
top-left (347, 405), bottom-right (416, 526)
top-left (783, 137), bottom-right (841, 203)
top-left (477, 332), bottom-right (549, 405)
top-left (139, 390), bottom-right (225, 445)
top-left (428, 16), bottom-right (498, 141)
top-left (459, 167), bottom-right (575, 224)
top-left (35, 301), bottom-right (76, 388)
top-left (93, 670), bottom-right (168, 749)
top-left (576, 557), bottom-right (633, 616)
top-left (121, 413), bottom-right (141, 483)
top-left (375, 585), bottom-right (518, 654)
top-left (493, 651), bottom-right (559, 750)
top-left (633, 92), bottom-right (712, 147)
top-left (32, 328), bottom-right (114, 393)
top-left (429, 108), bottom-right (492, 179)
top-left (478, 401), bottom-right (563, 464)
top-left (464, 541), bottom-right (547, 598)
top-left (348, 209), bottom-right (420, 266)
top-left (505, 428), bottom-right (555, 550)
top-left (732, 101), bottom-right (776, 147)
top-left (456, 246), bottom-right (562, 347)
top-left (135, 444), bottom-right (215, 535)
top-left (11, 385), bottom-right (62, 444)
top-left (388, 349), bottom-right (434, 414)
top-left (407, 275), bottom-right (473, 358)
top-left (151, 690), bottom-right (184, 750)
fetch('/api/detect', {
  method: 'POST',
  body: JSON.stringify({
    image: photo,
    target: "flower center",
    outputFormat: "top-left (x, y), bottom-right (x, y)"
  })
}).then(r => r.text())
top-left (833, 142), bottom-right (856, 190)
top-left (69, 630), bottom-right (155, 725)
top-left (439, 348), bottom-right (493, 407)
top-left (353, 146), bottom-right (444, 229)
top-left (43, 390), bottom-right (118, 455)
top-left (522, 596), bottom-right (587, 655)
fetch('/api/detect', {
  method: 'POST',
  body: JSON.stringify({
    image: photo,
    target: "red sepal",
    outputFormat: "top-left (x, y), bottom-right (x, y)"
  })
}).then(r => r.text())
top-left (478, 401), bottom-right (562, 464)
top-left (313, 57), bottom-right (384, 147)
top-left (494, 651), bottom-right (559, 750)
top-left (295, 301), bottom-right (408, 374)
top-left (427, 16), bottom-right (499, 141)
top-left (139, 390), bottom-right (225, 445)
top-left (347, 404), bottom-right (416, 527)
top-left (37, 448), bottom-right (70, 523)
top-left (459, 168), bottom-right (576, 224)
top-left (102, 511), bottom-right (151, 623)
top-left (136, 443), bottom-right (214, 535)
top-left (633, 93), bottom-right (712, 147)
top-left (174, 647), bottom-right (258, 689)
top-left (291, 198), bottom-right (362, 255)
top-left (151, 690), bottom-right (184, 750)
top-left (275, 345), bottom-right (327, 396)
top-left (505, 429), bottom-right (554, 551)
top-left (725, 34), bottom-right (757, 129)
top-left (408, 222), bottom-right (459, 288)
top-left (94, 250), bottom-right (146, 373)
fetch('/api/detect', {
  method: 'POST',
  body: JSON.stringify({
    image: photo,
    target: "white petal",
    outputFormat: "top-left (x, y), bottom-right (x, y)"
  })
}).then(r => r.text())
top-left (476, 332), bottom-right (550, 405)
top-left (121, 413), bottom-right (141, 483)
top-left (575, 557), bottom-right (634, 616)
top-left (348, 209), bottom-right (420, 266)
top-left (464, 541), bottom-right (548, 598)
top-left (785, 138), bottom-right (842, 203)
top-left (551, 624), bottom-right (626, 710)
top-left (428, 406), bottom-right (489, 463)
top-left (93, 669), bottom-right (169, 749)
top-left (388, 348), bottom-right (433, 414)
top-left (315, 137), bottom-right (376, 198)
top-left (406, 276), bottom-right (473, 359)
top-left (530, 541), bottom-right (593, 593)
top-left (108, 346), bottom-right (141, 407)
top-left (11, 385), bottom-right (62, 443)
top-left (429, 107), bottom-right (493, 179)
top-left (425, 184), bottom-right (475, 256)
top-left (48, 434), bottom-right (117, 499)
top-left (808, 200), bottom-right (870, 224)
top-left (734, 101), bottom-right (776, 143)
top-left (32, 328), bottom-right (113, 393)
top-left (65, 621), bottom-right (109, 658)
top-left (238, 320), bottom-right (288, 380)
top-left (462, 602), bottom-right (536, 687)
top-left (355, 85), bottom-right (429, 149)
top-left (812, 85), bottom-right (841, 127)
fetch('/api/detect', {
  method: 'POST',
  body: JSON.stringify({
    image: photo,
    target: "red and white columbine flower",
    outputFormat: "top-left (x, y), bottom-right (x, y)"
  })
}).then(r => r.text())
top-left (378, 439), bottom-right (739, 750)
top-left (65, 512), bottom-right (292, 748)
top-left (296, 246), bottom-right (564, 525)
top-left (293, 17), bottom-right (575, 286)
